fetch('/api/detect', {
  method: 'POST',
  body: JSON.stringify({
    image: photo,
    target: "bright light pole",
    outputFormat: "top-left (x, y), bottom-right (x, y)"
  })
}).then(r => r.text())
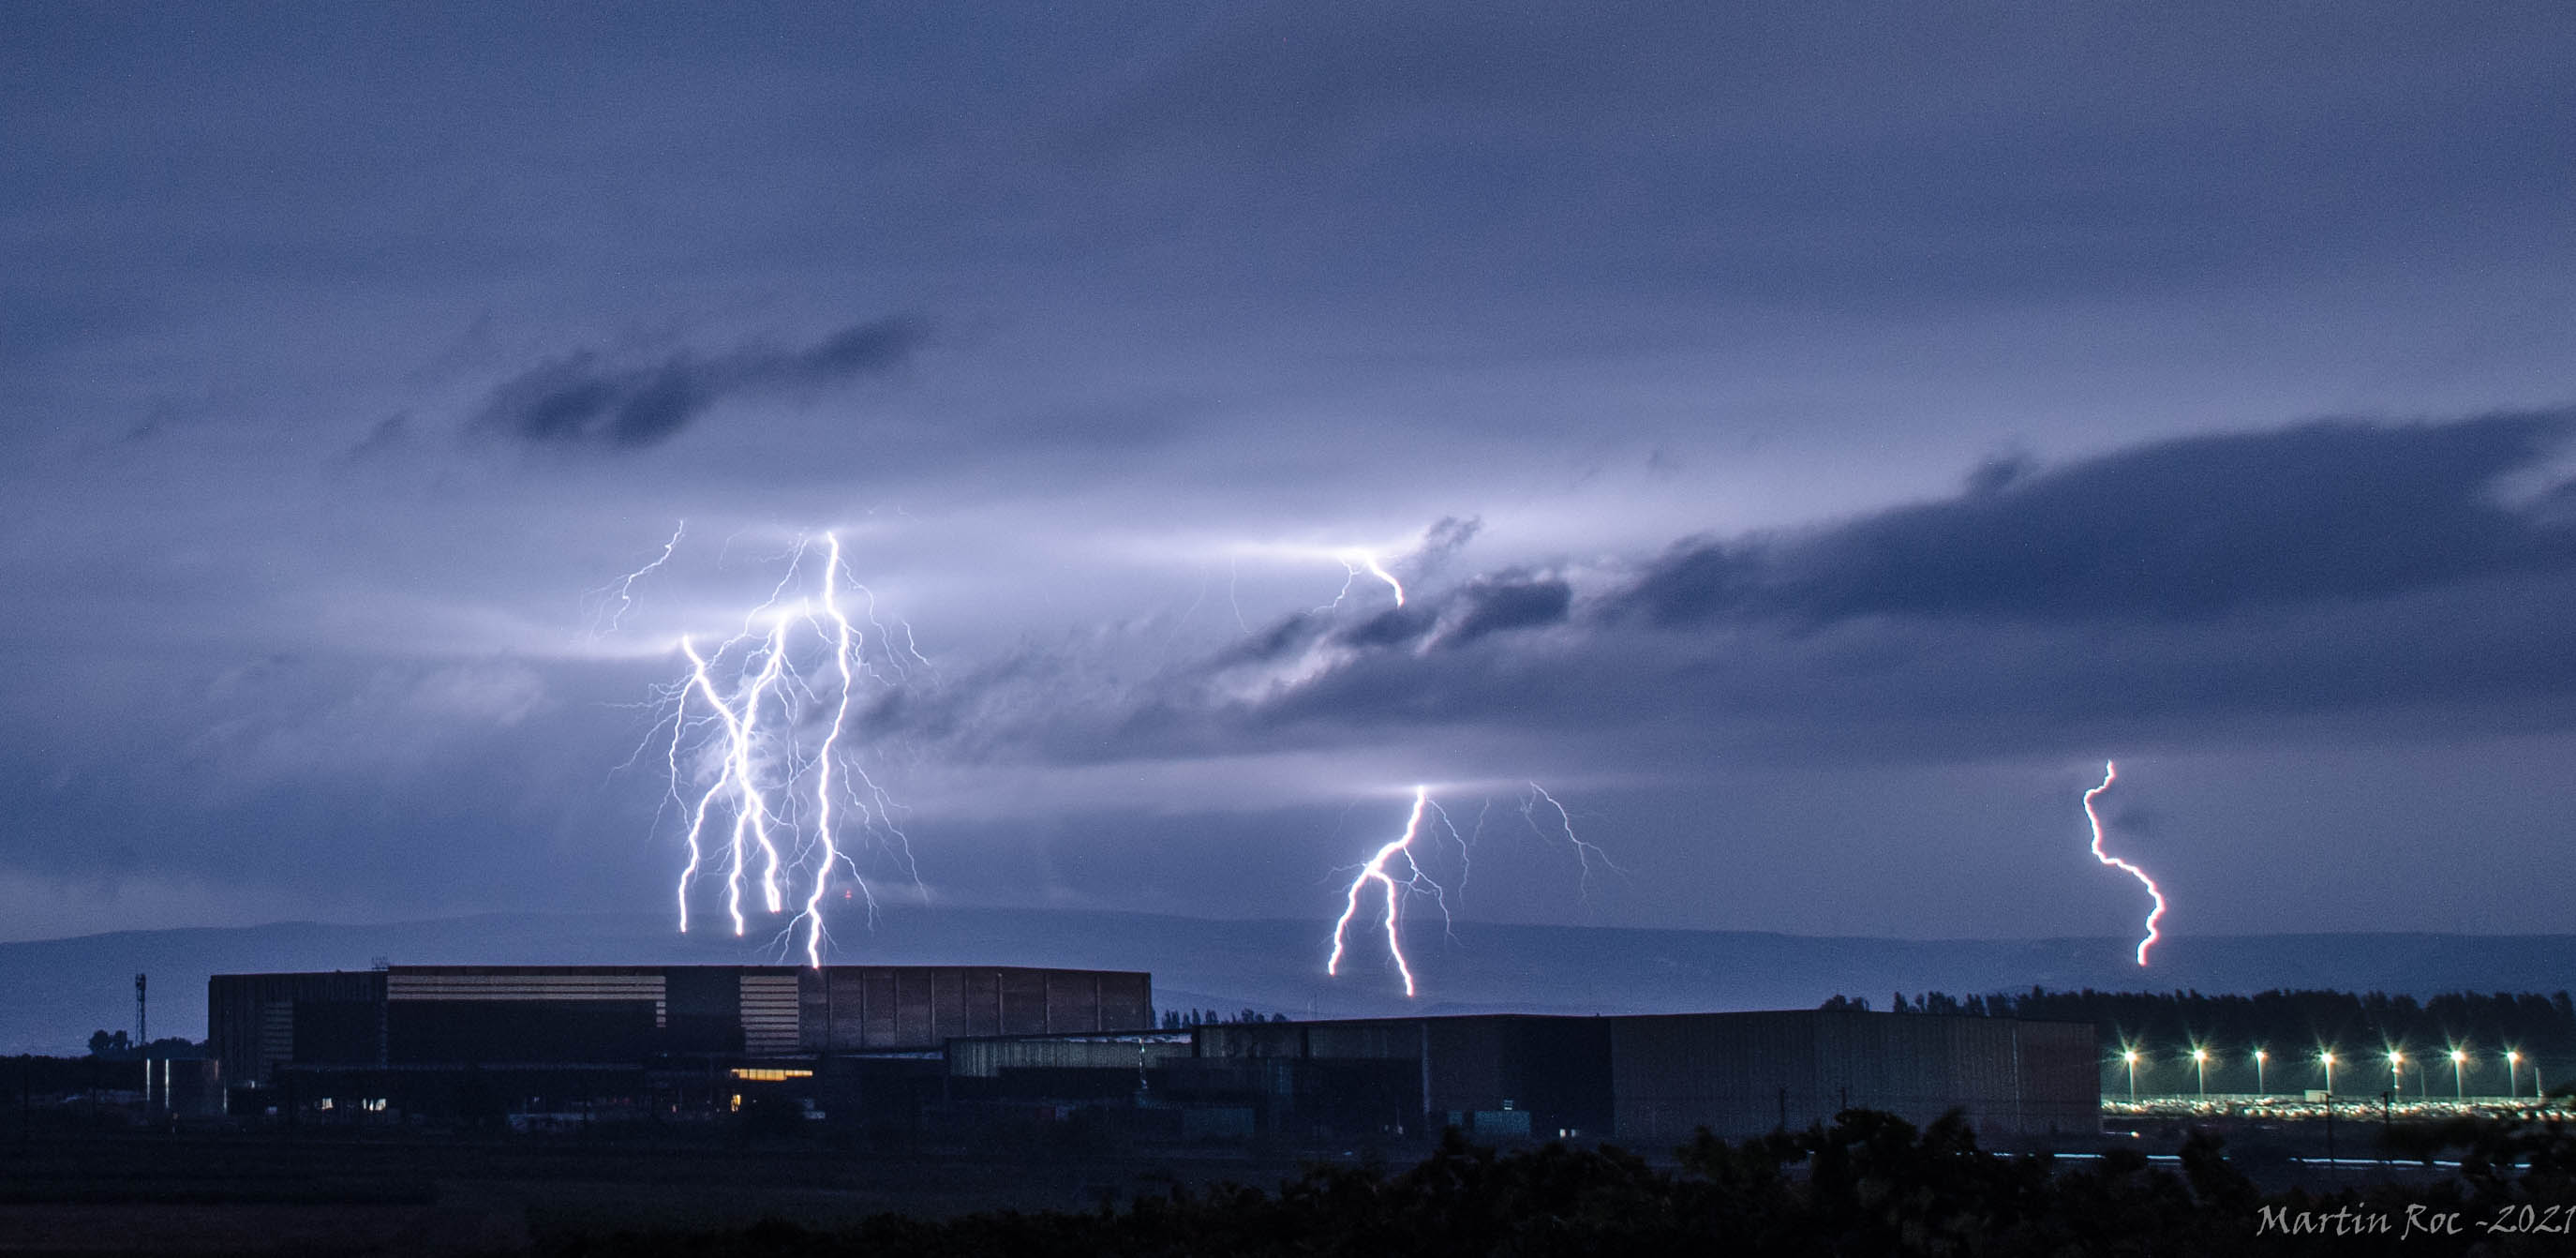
top-left (2450, 1049), bottom-right (2467, 1102)
top-left (2389, 1050), bottom-right (2405, 1095)
top-left (2254, 1048), bottom-right (2269, 1095)
top-left (2320, 1050), bottom-right (2337, 1097)
top-left (2191, 1046), bottom-right (2209, 1100)
top-left (2508, 1050), bottom-right (2523, 1099)
top-left (2122, 1048), bottom-right (2140, 1101)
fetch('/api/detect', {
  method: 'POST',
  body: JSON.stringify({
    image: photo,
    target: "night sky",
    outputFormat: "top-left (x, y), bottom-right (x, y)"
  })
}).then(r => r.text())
top-left (6, 4), bottom-right (2574, 951)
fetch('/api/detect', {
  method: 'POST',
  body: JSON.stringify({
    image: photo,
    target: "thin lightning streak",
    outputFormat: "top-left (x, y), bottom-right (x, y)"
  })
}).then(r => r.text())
top-left (2083, 760), bottom-right (2167, 966)
top-left (799, 534), bottom-right (859, 967)
top-left (589, 521), bottom-right (685, 635)
top-left (1522, 783), bottom-right (1620, 897)
top-left (1327, 786), bottom-right (1435, 997)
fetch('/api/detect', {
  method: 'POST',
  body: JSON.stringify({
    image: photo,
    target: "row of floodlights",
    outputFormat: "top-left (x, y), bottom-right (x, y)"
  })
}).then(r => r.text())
top-left (2111, 1042), bottom-right (2546, 1098)
top-left (2116, 1046), bottom-right (2529, 1071)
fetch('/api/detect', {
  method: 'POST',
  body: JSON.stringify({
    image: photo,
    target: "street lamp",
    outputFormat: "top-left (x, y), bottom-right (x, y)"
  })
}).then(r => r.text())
top-left (2389, 1050), bottom-right (2405, 1095)
top-left (2508, 1050), bottom-right (2523, 1099)
top-left (2254, 1048), bottom-right (2269, 1095)
top-left (2122, 1048), bottom-right (2140, 1101)
top-left (2191, 1046), bottom-right (2209, 1100)
top-left (2450, 1049), bottom-right (2467, 1102)
top-left (2320, 1050), bottom-right (2337, 1096)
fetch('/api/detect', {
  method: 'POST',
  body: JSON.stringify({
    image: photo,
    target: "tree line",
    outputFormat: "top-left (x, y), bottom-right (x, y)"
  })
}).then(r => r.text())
top-left (564, 1108), bottom-right (2576, 1257)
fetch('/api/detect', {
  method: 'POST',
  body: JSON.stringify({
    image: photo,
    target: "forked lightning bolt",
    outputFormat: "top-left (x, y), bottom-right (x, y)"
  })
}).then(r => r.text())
top-left (637, 531), bottom-right (921, 966)
top-left (588, 521), bottom-right (685, 636)
top-left (2083, 759), bottom-right (2167, 966)
top-left (1326, 783), bottom-right (1615, 998)
top-left (1332, 548), bottom-right (1406, 609)
top-left (1327, 786), bottom-right (1446, 997)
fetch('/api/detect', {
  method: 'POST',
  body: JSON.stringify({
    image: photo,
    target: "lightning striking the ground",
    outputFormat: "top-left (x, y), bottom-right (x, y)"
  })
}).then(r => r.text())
top-left (1326, 786), bottom-right (1448, 997)
top-left (2083, 759), bottom-right (2167, 966)
top-left (1325, 782), bottom-right (1615, 998)
top-left (633, 530), bottom-right (921, 966)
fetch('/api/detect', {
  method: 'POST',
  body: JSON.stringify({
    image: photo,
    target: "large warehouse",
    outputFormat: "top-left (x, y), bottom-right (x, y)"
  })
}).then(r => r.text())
top-left (209, 964), bottom-right (1154, 1084)
top-left (208, 966), bottom-right (2095, 1140)
top-left (957, 1011), bottom-right (2097, 1141)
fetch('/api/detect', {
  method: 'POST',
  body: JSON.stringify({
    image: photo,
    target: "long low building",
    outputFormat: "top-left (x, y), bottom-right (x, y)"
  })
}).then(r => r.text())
top-left (965, 1011), bottom-right (2098, 1141)
top-left (209, 964), bottom-right (1154, 1084)
top-left (208, 966), bottom-right (2094, 1142)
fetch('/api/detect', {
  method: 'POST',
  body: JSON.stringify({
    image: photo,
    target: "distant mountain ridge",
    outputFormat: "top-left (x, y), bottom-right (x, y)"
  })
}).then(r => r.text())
top-left (4, 906), bottom-right (2571, 1054)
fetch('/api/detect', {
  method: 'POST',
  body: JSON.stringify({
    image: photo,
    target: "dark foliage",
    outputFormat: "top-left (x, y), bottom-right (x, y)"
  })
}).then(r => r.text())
top-left (1160, 1008), bottom-right (1292, 1028)
top-left (554, 1109), bottom-right (2576, 1256)
top-left (82, 1032), bottom-right (203, 1061)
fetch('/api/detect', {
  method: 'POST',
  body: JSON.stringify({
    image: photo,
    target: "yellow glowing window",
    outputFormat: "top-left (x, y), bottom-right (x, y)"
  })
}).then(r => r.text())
top-left (729, 1068), bottom-right (814, 1082)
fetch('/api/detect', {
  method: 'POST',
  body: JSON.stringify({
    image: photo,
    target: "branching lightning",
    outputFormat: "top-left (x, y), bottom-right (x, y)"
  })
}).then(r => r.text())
top-left (1328, 547), bottom-right (1406, 609)
top-left (632, 531), bottom-right (923, 966)
top-left (2083, 759), bottom-right (2167, 966)
top-left (588, 521), bottom-right (686, 636)
top-left (1325, 782), bottom-right (1615, 998)
top-left (1326, 786), bottom-right (1448, 997)
top-left (1520, 782), bottom-right (1620, 895)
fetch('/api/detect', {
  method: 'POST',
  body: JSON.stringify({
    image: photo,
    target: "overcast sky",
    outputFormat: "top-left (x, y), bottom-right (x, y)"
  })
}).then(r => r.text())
top-left (5, 3), bottom-right (2574, 962)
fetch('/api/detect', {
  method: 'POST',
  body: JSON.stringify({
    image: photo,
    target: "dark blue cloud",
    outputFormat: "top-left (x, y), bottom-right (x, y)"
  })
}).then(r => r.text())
top-left (471, 317), bottom-right (922, 450)
top-left (1442, 576), bottom-right (1572, 646)
top-left (1614, 412), bottom-right (2576, 627)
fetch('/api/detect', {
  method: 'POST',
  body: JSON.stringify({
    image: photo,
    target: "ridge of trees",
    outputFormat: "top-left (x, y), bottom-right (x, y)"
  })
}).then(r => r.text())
top-left (564, 1108), bottom-right (2576, 1257)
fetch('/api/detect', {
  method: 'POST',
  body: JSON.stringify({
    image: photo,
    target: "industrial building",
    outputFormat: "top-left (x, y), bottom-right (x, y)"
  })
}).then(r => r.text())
top-left (211, 964), bottom-right (1154, 1081)
top-left (959, 1011), bottom-right (2096, 1141)
top-left (209, 965), bottom-right (2096, 1141)
top-left (209, 964), bottom-right (1153, 1120)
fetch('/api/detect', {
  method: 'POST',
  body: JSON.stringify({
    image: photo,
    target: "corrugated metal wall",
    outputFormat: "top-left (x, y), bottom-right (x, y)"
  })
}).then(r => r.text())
top-left (1191, 1011), bottom-right (2094, 1143)
top-left (947, 1036), bottom-right (1194, 1078)
top-left (207, 970), bottom-right (386, 1086)
top-left (1610, 1011), bottom-right (2098, 1141)
top-left (386, 967), bottom-right (670, 1026)
top-left (795, 966), bottom-right (1154, 1051)
top-left (738, 972), bottom-right (800, 1056)
top-left (216, 965), bottom-right (1153, 1075)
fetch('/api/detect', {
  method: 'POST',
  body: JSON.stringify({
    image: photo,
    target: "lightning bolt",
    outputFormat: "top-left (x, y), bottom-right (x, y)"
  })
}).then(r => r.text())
top-left (587, 520), bottom-right (685, 636)
top-left (1327, 786), bottom-right (1443, 997)
top-left (1521, 782), bottom-right (1619, 897)
top-left (636, 531), bottom-right (923, 964)
top-left (2083, 759), bottom-right (2167, 966)
top-left (1334, 547), bottom-right (1406, 608)
top-left (1325, 782), bottom-right (1606, 998)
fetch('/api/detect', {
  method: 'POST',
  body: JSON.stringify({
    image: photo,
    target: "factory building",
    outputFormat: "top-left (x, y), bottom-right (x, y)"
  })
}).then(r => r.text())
top-left (208, 965), bottom-right (1152, 1117)
top-left (208, 966), bottom-right (2094, 1141)
top-left (959, 1011), bottom-right (2097, 1142)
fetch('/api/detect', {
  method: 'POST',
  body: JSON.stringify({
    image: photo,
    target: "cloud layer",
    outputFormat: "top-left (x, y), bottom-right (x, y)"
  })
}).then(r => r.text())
top-left (473, 317), bottom-right (923, 450)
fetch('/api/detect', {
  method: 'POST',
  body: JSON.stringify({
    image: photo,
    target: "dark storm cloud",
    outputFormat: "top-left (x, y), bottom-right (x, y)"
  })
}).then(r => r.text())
top-left (471, 317), bottom-right (923, 450)
top-left (1442, 576), bottom-right (1572, 647)
top-left (1005, 412), bottom-right (2576, 766)
top-left (1612, 412), bottom-right (2576, 627)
